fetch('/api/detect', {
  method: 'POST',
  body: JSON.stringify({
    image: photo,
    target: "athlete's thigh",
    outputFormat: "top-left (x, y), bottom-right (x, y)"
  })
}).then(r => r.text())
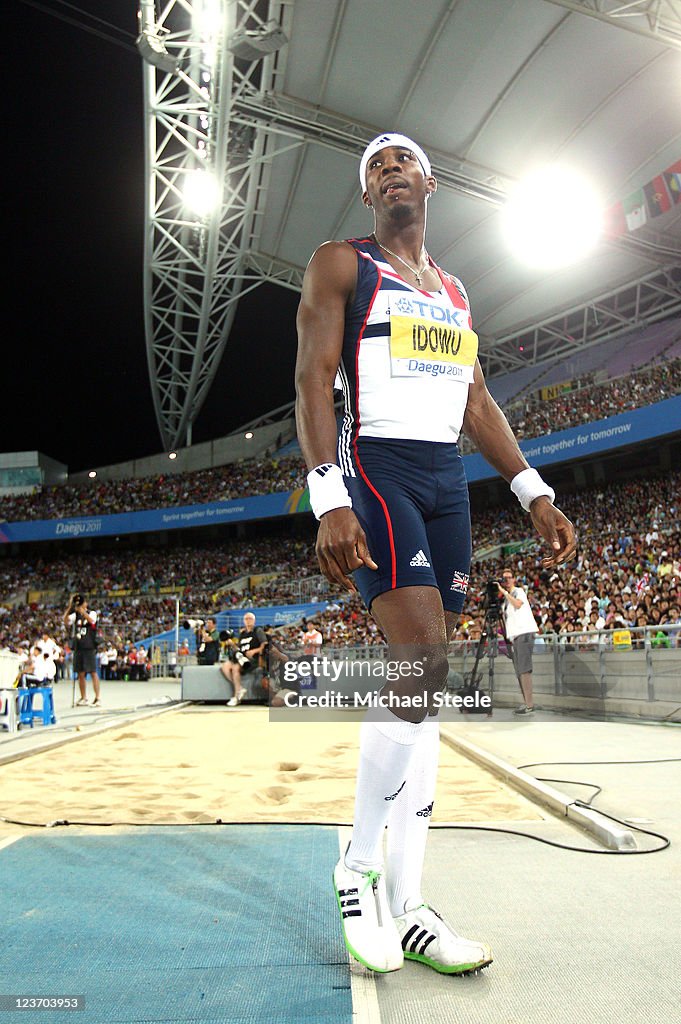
top-left (425, 502), bottom-right (472, 614)
top-left (345, 446), bottom-right (439, 608)
top-left (371, 584), bottom-right (447, 645)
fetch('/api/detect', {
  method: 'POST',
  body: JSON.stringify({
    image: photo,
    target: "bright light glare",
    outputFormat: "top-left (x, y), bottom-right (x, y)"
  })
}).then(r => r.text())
top-left (168, 451), bottom-right (177, 460)
top-left (502, 166), bottom-right (602, 269)
top-left (244, 431), bottom-right (254, 440)
top-left (88, 470), bottom-right (97, 479)
top-left (194, 0), bottom-right (222, 39)
top-left (182, 169), bottom-right (221, 216)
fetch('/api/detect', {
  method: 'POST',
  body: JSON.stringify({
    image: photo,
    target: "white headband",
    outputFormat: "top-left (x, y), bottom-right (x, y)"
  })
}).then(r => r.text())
top-left (359, 133), bottom-right (431, 192)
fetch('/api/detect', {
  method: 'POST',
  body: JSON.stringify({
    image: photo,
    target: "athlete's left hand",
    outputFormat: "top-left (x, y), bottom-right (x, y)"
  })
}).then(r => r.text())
top-left (529, 497), bottom-right (576, 568)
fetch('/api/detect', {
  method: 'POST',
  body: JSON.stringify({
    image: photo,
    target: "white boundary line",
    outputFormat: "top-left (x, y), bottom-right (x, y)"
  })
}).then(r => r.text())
top-left (0, 835), bottom-right (23, 852)
top-left (337, 827), bottom-right (382, 1024)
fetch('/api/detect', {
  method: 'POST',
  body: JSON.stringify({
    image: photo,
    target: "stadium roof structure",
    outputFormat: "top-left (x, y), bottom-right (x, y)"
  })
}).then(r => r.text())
top-left (138, 0), bottom-right (681, 451)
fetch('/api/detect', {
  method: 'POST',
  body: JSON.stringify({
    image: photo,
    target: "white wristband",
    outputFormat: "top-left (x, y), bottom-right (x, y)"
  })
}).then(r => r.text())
top-left (510, 468), bottom-right (555, 512)
top-left (307, 463), bottom-right (352, 520)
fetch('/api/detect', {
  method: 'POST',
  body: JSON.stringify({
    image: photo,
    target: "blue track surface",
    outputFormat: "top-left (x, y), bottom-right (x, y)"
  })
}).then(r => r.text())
top-left (1, 826), bottom-right (352, 1024)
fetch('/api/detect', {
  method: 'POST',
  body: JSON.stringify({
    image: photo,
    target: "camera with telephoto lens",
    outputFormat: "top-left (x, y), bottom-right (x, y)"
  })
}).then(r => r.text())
top-left (71, 593), bottom-right (84, 607)
top-left (182, 618), bottom-right (205, 630)
top-left (486, 580), bottom-right (502, 611)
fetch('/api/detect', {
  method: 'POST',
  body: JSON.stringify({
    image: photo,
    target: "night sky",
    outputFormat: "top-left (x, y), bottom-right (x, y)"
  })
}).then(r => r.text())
top-left (7, 2), bottom-right (300, 474)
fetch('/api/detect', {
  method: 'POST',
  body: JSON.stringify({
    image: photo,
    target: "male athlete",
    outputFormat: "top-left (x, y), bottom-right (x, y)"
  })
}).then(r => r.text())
top-left (295, 133), bottom-right (576, 975)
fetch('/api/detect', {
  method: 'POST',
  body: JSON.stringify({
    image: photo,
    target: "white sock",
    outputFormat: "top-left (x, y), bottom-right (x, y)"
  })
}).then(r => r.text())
top-left (345, 712), bottom-right (425, 873)
top-left (386, 720), bottom-right (440, 916)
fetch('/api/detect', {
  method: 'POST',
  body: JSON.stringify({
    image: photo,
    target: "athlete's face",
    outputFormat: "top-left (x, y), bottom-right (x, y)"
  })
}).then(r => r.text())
top-left (362, 146), bottom-right (436, 211)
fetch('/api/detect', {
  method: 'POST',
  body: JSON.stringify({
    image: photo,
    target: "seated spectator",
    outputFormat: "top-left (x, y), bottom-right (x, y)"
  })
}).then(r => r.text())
top-left (220, 612), bottom-right (267, 706)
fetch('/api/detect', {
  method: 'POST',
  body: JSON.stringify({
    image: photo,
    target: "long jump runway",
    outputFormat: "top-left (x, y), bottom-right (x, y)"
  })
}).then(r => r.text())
top-left (1, 825), bottom-right (351, 1024)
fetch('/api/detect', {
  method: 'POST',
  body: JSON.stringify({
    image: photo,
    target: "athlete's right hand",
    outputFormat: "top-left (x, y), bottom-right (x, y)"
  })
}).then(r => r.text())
top-left (315, 508), bottom-right (378, 592)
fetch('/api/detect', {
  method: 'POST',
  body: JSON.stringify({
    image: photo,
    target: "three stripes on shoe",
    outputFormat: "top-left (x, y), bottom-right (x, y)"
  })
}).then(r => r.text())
top-left (338, 888), bottom-right (361, 919)
top-left (401, 923), bottom-right (437, 957)
top-left (339, 885), bottom-right (437, 958)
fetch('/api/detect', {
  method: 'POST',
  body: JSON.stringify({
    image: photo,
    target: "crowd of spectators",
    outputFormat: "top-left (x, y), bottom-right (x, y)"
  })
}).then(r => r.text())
top-left (460, 470), bottom-right (681, 646)
top-left (0, 538), bottom-right (314, 605)
top-left (1, 353), bottom-right (678, 525)
top-left (1, 469), bottom-right (679, 656)
top-left (0, 537), bottom-right (316, 659)
top-left (459, 356), bottom-right (681, 453)
top-left (0, 453), bottom-right (307, 523)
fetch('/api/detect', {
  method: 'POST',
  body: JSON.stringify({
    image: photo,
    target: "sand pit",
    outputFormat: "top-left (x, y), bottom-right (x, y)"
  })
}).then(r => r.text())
top-left (0, 706), bottom-right (542, 830)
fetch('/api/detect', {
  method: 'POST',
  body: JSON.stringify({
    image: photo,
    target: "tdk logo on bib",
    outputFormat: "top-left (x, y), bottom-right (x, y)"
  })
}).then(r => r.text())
top-left (392, 295), bottom-right (466, 326)
top-left (394, 296), bottom-right (415, 315)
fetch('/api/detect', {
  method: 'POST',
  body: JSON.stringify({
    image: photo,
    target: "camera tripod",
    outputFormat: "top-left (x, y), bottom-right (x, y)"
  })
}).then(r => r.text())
top-left (462, 599), bottom-right (506, 716)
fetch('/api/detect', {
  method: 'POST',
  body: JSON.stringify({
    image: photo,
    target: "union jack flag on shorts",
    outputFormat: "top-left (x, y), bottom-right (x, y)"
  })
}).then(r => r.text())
top-left (450, 571), bottom-right (470, 593)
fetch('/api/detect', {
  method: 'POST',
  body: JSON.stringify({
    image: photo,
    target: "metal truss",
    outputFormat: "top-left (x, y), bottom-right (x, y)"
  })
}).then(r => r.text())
top-left (242, 250), bottom-right (304, 291)
top-left (138, 0), bottom-right (293, 450)
top-left (479, 264), bottom-right (681, 376)
top-left (138, 2), bottom-right (681, 449)
top-left (232, 91), bottom-right (511, 206)
top-left (543, 0), bottom-right (681, 49)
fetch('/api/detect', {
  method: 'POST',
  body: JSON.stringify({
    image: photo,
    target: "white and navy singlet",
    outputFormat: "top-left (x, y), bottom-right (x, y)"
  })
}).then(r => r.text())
top-left (336, 237), bottom-right (479, 612)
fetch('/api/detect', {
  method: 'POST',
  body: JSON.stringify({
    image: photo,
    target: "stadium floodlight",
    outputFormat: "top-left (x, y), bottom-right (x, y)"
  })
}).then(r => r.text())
top-left (244, 431), bottom-right (254, 439)
top-left (168, 451), bottom-right (178, 460)
top-left (88, 470), bottom-right (97, 479)
top-left (227, 24), bottom-right (288, 61)
top-left (182, 169), bottom-right (221, 217)
top-left (502, 165), bottom-right (602, 270)
top-left (194, 0), bottom-right (223, 39)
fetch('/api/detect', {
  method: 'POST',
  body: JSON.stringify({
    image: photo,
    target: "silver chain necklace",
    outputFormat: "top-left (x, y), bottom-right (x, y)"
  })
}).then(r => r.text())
top-left (374, 235), bottom-right (429, 286)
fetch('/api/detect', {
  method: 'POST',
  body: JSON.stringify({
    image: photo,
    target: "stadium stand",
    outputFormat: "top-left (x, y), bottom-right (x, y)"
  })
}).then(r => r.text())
top-left (1, 335), bottom-right (679, 661)
top-left (1, 469), bottom-right (678, 656)
top-left (1, 351), bottom-right (680, 521)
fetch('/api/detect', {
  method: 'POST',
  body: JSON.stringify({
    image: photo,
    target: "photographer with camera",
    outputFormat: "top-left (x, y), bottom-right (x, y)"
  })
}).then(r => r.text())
top-left (63, 593), bottom-right (102, 707)
top-left (220, 612), bottom-right (267, 707)
top-left (497, 569), bottom-right (539, 715)
top-left (197, 618), bottom-right (220, 666)
top-left (182, 617), bottom-right (220, 666)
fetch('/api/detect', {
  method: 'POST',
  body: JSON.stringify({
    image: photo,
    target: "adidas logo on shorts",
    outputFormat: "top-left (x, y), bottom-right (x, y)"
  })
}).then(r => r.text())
top-left (410, 549), bottom-right (431, 567)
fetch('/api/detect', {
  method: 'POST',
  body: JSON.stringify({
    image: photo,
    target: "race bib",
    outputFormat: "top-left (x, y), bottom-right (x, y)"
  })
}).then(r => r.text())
top-left (389, 313), bottom-right (478, 382)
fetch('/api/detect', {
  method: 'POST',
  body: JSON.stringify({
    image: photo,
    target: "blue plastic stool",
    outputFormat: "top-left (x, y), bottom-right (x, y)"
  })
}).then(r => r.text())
top-left (17, 687), bottom-right (56, 728)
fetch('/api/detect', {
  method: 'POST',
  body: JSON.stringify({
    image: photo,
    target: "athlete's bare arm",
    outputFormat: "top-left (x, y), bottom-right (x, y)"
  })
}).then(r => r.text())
top-left (463, 359), bottom-right (576, 568)
top-left (295, 242), bottom-right (378, 591)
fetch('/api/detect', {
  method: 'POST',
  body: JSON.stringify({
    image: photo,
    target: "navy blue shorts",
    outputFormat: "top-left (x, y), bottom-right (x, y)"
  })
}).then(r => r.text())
top-left (344, 438), bottom-right (471, 613)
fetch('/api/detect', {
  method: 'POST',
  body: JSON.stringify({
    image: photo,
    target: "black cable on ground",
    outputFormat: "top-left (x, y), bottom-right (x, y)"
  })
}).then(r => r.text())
top-left (0, 812), bottom-right (670, 854)
top-left (534, 779), bottom-right (603, 804)
top-left (517, 757), bottom-right (681, 769)
top-left (1, 755), bottom-right (674, 853)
